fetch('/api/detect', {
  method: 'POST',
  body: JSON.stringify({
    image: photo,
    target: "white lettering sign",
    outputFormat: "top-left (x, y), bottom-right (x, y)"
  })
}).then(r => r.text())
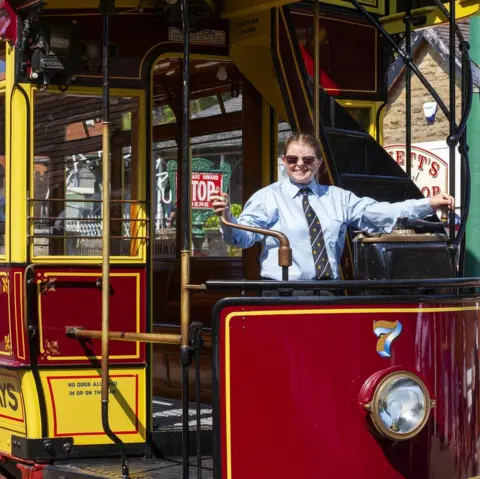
top-left (168, 28), bottom-right (226, 45)
top-left (385, 144), bottom-right (448, 198)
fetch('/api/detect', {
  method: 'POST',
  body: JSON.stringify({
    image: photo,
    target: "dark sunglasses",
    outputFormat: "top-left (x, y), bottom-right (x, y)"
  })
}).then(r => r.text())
top-left (285, 155), bottom-right (317, 165)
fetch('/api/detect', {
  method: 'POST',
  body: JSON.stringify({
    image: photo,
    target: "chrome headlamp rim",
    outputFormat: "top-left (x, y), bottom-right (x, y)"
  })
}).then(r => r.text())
top-left (365, 370), bottom-right (435, 441)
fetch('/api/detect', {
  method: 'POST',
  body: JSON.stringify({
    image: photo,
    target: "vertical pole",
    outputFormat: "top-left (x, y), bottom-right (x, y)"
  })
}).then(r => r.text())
top-left (313, 0), bottom-right (320, 139)
top-left (101, 0), bottom-right (112, 417)
top-left (465, 16), bottom-right (480, 277)
top-left (404, 8), bottom-right (412, 179)
top-left (447, 0), bottom-right (456, 245)
top-left (180, 0), bottom-right (192, 477)
top-left (99, 2), bottom-right (129, 478)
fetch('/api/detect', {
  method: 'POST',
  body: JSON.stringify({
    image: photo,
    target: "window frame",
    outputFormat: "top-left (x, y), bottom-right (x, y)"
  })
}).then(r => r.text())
top-left (29, 86), bottom-right (147, 264)
top-left (0, 81), bottom-right (6, 263)
top-left (151, 54), bottom-right (243, 262)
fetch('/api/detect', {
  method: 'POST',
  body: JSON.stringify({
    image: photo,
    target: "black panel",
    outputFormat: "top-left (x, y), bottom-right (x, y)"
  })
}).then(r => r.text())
top-left (354, 240), bottom-right (454, 280)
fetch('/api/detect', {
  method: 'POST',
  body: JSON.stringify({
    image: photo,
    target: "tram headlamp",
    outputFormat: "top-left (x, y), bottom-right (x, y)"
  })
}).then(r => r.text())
top-left (364, 371), bottom-right (434, 441)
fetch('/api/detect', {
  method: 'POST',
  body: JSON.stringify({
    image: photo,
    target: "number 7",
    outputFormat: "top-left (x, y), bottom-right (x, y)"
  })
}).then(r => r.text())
top-left (373, 320), bottom-right (403, 358)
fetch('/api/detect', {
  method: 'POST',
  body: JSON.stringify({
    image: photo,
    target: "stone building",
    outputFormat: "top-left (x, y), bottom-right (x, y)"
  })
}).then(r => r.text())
top-left (383, 20), bottom-right (476, 145)
top-left (383, 20), bottom-right (478, 206)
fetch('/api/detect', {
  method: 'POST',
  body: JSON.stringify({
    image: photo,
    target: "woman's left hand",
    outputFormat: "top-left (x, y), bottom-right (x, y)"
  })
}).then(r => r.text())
top-left (429, 192), bottom-right (455, 211)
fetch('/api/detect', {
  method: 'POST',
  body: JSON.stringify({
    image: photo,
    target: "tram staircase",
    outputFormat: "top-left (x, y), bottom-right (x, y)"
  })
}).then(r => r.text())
top-left (272, 6), bottom-right (425, 204)
top-left (232, 6), bottom-right (436, 278)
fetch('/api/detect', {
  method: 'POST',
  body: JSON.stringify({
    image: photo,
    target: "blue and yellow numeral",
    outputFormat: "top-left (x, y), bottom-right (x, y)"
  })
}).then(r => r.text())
top-left (373, 320), bottom-right (402, 357)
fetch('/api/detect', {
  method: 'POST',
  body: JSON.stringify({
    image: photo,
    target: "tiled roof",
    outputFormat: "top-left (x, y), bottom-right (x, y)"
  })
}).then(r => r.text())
top-left (433, 19), bottom-right (470, 58)
top-left (191, 95), bottom-right (242, 119)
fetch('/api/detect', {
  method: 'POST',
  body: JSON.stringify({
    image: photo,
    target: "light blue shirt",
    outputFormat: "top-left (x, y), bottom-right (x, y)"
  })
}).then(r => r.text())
top-left (221, 178), bottom-right (434, 280)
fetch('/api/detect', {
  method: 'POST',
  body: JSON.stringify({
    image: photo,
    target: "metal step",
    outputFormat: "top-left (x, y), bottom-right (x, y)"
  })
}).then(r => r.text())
top-left (43, 457), bottom-right (214, 479)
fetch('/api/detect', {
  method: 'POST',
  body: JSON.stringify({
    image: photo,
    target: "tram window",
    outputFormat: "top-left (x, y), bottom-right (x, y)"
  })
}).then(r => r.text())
top-left (153, 130), bottom-right (243, 259)
top-left (152, 58), bottom-right (243, 259)
top-left (32, 91), bottom-right (143, 258)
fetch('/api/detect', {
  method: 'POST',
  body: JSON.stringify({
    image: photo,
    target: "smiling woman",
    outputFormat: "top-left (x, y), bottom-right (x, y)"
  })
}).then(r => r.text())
top-left (281, 132), bottom-right (322, 185)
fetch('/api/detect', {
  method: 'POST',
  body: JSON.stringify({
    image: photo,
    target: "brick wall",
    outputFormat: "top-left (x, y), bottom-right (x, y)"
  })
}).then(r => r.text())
top-left (383, 41), bottom-right (462, 145)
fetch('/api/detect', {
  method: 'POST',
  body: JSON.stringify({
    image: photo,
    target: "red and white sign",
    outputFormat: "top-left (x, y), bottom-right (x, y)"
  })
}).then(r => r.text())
top-left (385, 144), bottom-right (449, 198)
top-left (191, 172), bottom-right (223, 209)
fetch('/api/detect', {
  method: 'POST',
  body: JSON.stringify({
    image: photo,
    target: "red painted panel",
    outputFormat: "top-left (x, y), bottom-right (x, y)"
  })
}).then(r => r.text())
top-left (35, 267), bottom-right (146, 365)
top-left (12, 270), bottom-right (27, 362)
top-left (0, 268), bottom-right (12, 359)
top-left (292, 11), bottom-right (380, 99)
top-left (0, 267), bottom-right (30, 365)
top-left (217, 301), bottom-right (480, 479)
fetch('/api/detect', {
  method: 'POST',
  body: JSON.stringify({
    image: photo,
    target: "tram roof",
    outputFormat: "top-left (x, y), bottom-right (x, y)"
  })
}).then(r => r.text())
top-left (2, 0), bottom-right (478, 39)
top-left (4, 0), bottom-right (478, 16)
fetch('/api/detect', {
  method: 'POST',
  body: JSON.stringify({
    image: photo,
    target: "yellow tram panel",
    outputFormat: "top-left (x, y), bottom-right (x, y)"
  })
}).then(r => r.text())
top-left (39, 369), bottom-right (147, 446)
top-left (0, 371), bottom-right (42, 454)
top-left (381, 0), bottom-right (480, 34)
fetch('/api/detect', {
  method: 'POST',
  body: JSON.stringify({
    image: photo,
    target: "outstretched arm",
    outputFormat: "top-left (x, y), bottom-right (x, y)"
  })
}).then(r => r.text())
top-left (344, 190), bottom-right (453, 233)
top-left (210, 189), bottom-right (270, 248)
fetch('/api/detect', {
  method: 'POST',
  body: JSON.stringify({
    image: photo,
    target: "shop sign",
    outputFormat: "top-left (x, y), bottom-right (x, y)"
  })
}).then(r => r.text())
top-left (191, 172), bottom-right (223, 209)
top-left (174, 172), bottom-right (223, 209)
top-left (384, 144), bottom-right (448, 198)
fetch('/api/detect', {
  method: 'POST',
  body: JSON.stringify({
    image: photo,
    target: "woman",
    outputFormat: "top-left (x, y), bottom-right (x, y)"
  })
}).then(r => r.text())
top-left (210, 132), bottom-right (454, 281)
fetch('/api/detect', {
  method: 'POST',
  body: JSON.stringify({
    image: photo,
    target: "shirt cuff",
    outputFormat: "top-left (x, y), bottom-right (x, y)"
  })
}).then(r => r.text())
top-left (219, 213), bottom-right (238, 242)
top-left (416, 197), bottom-right (435, 217)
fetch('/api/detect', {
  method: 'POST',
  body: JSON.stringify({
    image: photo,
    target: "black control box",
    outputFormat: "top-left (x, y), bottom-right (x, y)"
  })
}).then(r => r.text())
top-left (353, 231), bottom-right (454, 280)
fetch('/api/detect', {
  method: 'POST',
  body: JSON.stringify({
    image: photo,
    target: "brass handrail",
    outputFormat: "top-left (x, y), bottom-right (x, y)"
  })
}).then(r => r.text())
top-left (219, 213), bottom-right (292, 280)
top-left (66, 327), bottom-right (182, 345)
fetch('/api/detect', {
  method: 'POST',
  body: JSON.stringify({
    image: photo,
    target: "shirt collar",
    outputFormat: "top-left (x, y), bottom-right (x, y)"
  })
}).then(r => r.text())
top-left (282, 177), bottom-right (320, 198)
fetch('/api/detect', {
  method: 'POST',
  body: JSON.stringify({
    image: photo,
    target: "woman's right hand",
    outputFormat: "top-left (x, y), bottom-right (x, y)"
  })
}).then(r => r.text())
top-left (210, 188), bottom-right (231, 217)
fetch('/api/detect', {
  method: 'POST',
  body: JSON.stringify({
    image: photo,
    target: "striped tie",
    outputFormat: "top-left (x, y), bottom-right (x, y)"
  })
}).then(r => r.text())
top-left (300, 188), bottom-right (333, 280)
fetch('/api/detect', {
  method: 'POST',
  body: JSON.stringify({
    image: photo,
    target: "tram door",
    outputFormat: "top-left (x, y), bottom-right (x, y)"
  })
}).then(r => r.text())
top-left (150, 56), bottom-right (267, 402)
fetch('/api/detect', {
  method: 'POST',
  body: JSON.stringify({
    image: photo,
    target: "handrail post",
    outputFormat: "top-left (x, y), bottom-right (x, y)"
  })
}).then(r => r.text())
top-left (404, 5), bottom-right (412, 180)
top-left (447, 0), bottom-right (457, 250)
top-left (99, 1), bottom-right (129, 477)
top-left (180, 0), bottom-right (192, 476)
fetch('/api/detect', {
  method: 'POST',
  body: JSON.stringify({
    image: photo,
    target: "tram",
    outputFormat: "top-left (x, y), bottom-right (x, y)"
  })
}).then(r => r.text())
top-left (0, 0), bottom-right (478, 477)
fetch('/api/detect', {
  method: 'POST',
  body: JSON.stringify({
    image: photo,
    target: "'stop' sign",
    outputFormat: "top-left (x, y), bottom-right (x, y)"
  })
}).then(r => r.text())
top-left (384, 144), bottom-right (448, 198)
top-left (191, 172), bottom-right (223, 209)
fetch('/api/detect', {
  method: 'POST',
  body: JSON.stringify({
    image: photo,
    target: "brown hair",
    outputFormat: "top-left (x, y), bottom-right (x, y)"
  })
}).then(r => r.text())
top-left (282, 132), bottom-right (321, 159)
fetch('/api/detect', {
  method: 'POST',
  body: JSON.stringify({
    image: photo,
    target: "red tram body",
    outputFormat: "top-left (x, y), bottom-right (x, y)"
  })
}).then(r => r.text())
top-left (214, 298), bottom-right (480, 478)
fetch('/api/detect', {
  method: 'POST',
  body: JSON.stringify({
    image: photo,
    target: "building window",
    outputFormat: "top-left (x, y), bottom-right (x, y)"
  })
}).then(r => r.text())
top-left (32, 91), bottom-right (144, 258)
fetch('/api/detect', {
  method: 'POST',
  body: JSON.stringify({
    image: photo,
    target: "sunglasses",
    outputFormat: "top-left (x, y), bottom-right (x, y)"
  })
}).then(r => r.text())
top-left (285, 155), bottom-right (317, 165)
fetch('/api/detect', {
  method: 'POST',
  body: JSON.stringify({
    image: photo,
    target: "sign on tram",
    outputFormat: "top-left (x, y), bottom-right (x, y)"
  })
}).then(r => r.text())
top-left (384, 144), bottom-right (449, 198)
top-left (168, 27), bottom-right (226, 45)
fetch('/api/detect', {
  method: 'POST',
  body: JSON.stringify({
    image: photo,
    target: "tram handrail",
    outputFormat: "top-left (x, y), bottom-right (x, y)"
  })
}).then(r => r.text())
top-left (66, 327), bottom-right (183, 345)
top-left (219, 213), bottom-right (292, 280)
top-left (205, 277), bottom-right (480, 291)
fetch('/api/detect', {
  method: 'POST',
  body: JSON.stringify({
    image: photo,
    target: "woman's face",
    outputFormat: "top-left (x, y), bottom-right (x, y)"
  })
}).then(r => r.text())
top-left (282, 141), bottom-right (321, 185)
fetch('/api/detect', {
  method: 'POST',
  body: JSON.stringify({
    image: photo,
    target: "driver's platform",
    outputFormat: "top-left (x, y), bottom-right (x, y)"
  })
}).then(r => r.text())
top-left (43, 398), bottom-right (214, 479)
